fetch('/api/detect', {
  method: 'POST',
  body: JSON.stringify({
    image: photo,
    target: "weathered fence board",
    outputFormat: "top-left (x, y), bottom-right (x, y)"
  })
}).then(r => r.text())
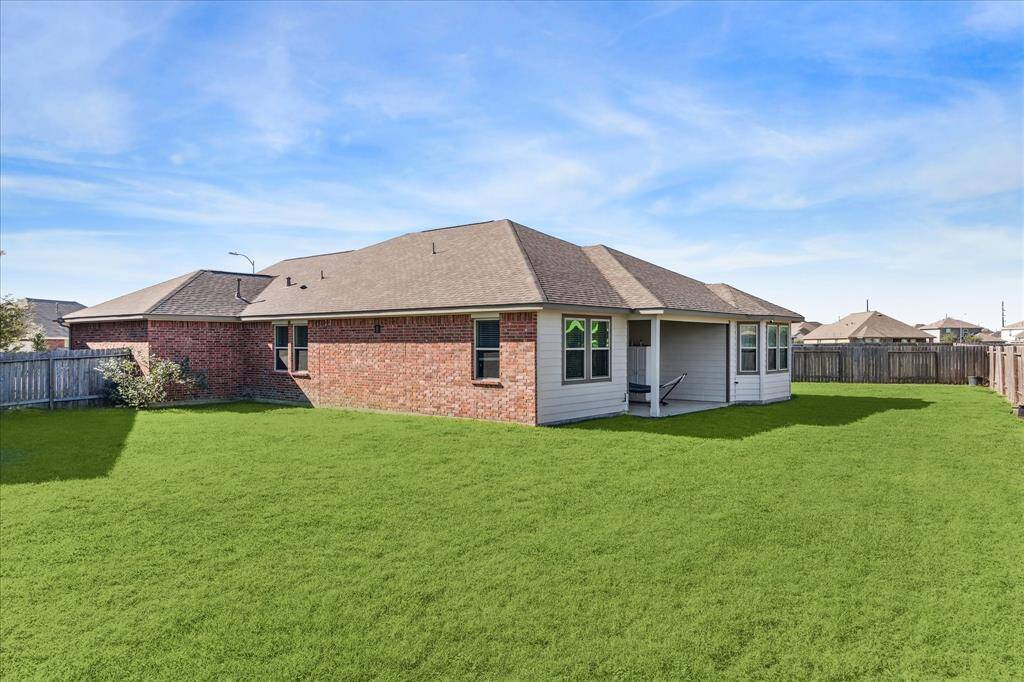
top-left (793, 343), bottom-right (988, 384)
top-left (0, 348), bottom-right (131, 409)
top-left (988, 344), bottom-right (1023, 407)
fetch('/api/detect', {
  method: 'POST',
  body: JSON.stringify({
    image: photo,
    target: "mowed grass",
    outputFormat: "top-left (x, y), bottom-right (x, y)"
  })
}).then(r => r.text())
top-left (1, 384), bottom-right (1021, 680)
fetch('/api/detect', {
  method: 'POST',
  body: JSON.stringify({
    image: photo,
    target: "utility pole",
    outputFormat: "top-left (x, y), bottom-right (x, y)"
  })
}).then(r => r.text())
top-left (1002, 301), bottom-right (1006, 328)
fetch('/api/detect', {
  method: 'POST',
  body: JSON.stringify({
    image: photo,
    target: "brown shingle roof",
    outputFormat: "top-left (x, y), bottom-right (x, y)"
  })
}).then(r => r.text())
top-left (705, 283), bottom-right (801, 318)
top-left (1003, 320), bottom-right (1024, 330)
top-left (921, 317), bottom-right (983, 330)
top-left (802, 311), bottom-right (932, 342)
top-left (67, 219), bottom-right (802, 321)
top-left (245, 220), bottom-right (544, 316)
top-left (63, 271), bottom-right (272, 320)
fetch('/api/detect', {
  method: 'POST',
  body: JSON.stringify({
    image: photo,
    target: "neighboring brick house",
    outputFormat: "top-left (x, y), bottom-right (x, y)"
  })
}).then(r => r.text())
top-left (64, 219), bottom-right (802, 424)
top-left (17, 298), bottom-right (85, 350)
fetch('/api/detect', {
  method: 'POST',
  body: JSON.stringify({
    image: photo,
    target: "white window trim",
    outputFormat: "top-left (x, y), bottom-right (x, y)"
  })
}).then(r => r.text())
top-left (590, 319), bottom-right (611, 379)
top-left (738, 322), bottom-right (758, 374)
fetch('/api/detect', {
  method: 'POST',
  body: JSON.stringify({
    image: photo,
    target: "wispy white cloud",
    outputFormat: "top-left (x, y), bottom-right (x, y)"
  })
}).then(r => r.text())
top-left (0, 1), bottom-right (174, 154)
top-left (965, 1), bottom-right (1024, 35)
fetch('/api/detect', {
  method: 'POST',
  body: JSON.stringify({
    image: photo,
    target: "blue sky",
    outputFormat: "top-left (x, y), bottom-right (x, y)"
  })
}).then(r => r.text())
top-left (1, 1), bottom-right (1022, 329)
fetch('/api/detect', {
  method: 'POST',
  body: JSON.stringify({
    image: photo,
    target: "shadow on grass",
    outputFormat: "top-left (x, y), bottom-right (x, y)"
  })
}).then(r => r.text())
top-left (1, 408), bottom-right (137, 485)
top-left (564, 394), bottom-right (933, 439)
top-left (0, 402), bottom-right (299, 485)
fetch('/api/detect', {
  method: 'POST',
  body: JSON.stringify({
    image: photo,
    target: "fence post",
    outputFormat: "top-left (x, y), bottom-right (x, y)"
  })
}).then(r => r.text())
top-left (47, 352), bottom-right (55, 410)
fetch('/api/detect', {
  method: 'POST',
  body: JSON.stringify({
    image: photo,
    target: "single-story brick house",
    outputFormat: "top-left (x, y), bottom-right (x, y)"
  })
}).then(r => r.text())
top-left (64, 220), bottom-right (802, 425)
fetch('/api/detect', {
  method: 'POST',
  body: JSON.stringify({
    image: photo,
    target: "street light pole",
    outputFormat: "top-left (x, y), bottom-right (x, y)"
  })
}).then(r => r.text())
top-left (228, 251), bottom-right (255, 274)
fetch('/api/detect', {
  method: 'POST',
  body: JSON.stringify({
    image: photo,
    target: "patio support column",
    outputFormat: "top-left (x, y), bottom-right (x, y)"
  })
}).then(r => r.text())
top-left (649, 316), bottom-right (661, 417)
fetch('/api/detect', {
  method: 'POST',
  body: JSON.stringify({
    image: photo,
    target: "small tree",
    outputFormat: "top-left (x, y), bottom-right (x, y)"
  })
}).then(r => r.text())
top-left (0, 296), bottom-right (32, 351)
top-left (940, 332), bottom-right (957, 343)
top-left (98, 354), bottom-right (199, 408)
top-left (30, 332), bottom-right (47, 352)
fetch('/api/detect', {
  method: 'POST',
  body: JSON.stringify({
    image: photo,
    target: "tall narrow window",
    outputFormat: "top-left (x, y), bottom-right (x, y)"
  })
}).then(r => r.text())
top-left (738, 323), bottom-right (758, 373)
top-left (779, 324), bottom-right (790, 371)
top-left (591, 319), bottom-right (610, 378)
top-left (274, 325), bottom-right (289, 371)
top-left (767, 323), bottom-right (779, 371)
top-left (564, 318), bottom-right (586, 380)
top-left (474, 319), bottom-right (500, 379)
top-left (293, 325), bottom-right (308, 372)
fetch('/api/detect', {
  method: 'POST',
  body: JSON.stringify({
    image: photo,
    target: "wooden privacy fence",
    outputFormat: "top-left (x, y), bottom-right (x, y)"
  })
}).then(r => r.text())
top-left (0, 348), bottom-right (131, 409)
top-left (793, 343), bottom-right (989, 384)
top-left (988, 344), bottom-right (1023, 407)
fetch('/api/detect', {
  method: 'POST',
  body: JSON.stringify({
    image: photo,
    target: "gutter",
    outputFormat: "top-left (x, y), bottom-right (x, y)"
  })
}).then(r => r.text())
top-left (63, 303), bottom-right (803, 325)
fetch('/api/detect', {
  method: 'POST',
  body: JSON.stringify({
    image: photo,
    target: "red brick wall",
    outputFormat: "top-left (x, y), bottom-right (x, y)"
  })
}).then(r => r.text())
top-left (66, 312), bottom-right (537, 423)
top-left (303, 312), bottom-right (537, 423)
top-left (238, 322), bottom-right (314, 404)
top-left (43, 338), bottom-right (67, 350)
top-left (148, 321), bottom-right (247, 400)
top-left (70, 320), bottom-right (149, 362)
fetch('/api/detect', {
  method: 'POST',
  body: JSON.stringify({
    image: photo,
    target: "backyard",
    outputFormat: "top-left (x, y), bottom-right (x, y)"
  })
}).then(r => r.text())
top-left (1, 383), bottom-right (1021, 679)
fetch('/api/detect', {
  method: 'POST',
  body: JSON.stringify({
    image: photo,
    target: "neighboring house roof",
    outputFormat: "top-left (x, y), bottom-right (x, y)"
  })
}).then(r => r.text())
top-left (920, 317), bottom-right (983, 330)
top-left (24, 298), bottom-right (85, 338)
top-left (1003, 320), bottom-right (1024, 330)
top-left (802, 311), bottom-right (932, 342)
top-left (791, 321), bottom-right (822, 336)
top-left (976, 331), bottom-right (1004, 343)
top-left (65, 219), bottom-right (802, 322)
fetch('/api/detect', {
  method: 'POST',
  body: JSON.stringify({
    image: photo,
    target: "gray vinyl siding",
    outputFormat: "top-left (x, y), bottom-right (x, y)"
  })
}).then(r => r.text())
top-left (762, 368), bottom-right (792, 401)
top-left (730, 320), bottom-right (761, 402)
top-left (536, 309), bottom-right (628, 424)
top-left (727, 320), bottom-right (792, 403)
top-left (659, 321), bottom-right (727, 402)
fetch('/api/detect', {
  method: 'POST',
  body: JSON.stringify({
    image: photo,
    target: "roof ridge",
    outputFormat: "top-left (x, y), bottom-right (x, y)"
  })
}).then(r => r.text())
top-left (143, 270), bottom-right (202, 314)
top-left (200, 269), bottom-right (274, 277)
top-left (584, 244), bottom-right (663, 308)
top-left (506, 220), bottom-right (547, 303)
top-left (420, 219), bottom-right (499, 233)
top-left (278, 249), bottom-right (354, 263)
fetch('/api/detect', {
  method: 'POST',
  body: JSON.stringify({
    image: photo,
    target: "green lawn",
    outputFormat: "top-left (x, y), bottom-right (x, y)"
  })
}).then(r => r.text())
top-left (1, 384), bottom-right (1021, 680)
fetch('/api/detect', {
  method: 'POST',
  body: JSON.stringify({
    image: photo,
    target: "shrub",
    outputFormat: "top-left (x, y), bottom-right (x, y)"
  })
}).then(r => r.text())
top-left (30, 332), bottom-right (47, 352)
top-left (0, 295), bottom-right (33, 351)
top-left (98, 355), bottom-right (199, 408)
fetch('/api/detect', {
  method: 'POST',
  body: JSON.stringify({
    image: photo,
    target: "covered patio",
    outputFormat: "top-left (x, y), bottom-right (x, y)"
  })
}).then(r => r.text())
top-left (627, 399), bottom-right (730, 418)
top-left (627, 316), bottom-right (730, 418)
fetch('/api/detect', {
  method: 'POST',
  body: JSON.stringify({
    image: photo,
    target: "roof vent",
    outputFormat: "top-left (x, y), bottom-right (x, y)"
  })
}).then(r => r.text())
top-left (235, 278), bottom-right (242, 299)
top-left (286, 276), bottom-right (293, 286)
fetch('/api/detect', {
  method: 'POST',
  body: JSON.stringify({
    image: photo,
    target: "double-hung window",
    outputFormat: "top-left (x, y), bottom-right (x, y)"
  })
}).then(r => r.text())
top-left (738, 323), bottom-right (758, 373)
top-left (778, 324), bottom-right (790, 370)
top-left (274, 323), bottom-right (309, 372)
top-left (293, 324), bottom-right (308, 372)
top-left (563, 316), bottom-right (611, 382)
top-left (761, 322), bottom-right (790, 373)
top-left (274, 325), bottom-right (289, 371)
top-left (474, 319), bottom-right (500, 379)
